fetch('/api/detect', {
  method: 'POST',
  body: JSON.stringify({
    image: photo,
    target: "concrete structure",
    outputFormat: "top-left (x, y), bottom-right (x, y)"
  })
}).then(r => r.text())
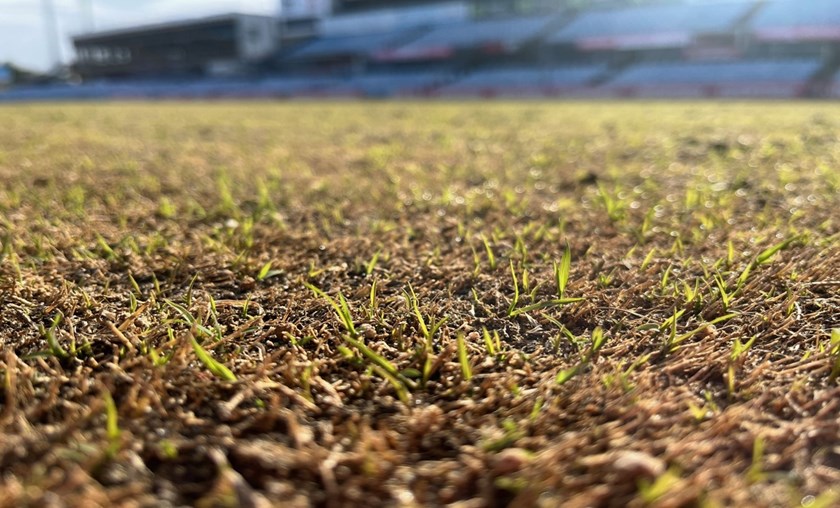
top-left (0, 65), bottom-right (12, 88)
top-left (73, 14), bottom-right (277, 79)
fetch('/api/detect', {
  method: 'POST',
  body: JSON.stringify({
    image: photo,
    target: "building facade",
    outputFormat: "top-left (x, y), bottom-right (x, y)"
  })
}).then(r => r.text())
top-left (73, 14), bottom-right (277, 79)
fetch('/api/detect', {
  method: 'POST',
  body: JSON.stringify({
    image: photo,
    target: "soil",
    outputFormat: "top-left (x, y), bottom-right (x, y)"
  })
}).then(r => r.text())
top-left (0, 102), bottom-right (838, 507)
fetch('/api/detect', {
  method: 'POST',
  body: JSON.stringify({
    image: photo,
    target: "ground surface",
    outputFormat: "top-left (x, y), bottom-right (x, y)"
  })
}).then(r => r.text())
top-left (0, 102), bottom-right (838, 507)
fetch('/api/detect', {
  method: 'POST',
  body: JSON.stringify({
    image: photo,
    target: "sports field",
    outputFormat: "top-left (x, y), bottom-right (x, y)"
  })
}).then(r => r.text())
top-left (0, 102), bottom-right (838, 507)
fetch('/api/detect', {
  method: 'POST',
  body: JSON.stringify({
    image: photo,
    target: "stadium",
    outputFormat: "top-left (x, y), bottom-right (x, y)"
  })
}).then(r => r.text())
top-left (2, 0), bottom-right (840, 100)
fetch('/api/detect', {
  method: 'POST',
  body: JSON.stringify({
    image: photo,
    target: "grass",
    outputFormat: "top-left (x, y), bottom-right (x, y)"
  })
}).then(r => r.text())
top-left (0, 101), bottom-right (838, 507)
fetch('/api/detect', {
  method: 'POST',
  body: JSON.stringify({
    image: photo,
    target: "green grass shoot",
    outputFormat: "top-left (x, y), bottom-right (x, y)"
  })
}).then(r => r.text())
top-left (190, 335), bottom-right (237, 381)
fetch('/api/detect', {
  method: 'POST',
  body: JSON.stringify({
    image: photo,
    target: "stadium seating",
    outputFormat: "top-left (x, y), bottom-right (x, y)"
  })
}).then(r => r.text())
top-left (436, 65), bottom-right (606, 97)
top-left (3, 1), bottom-right (839, 101)
top-left (547, 2), bottom-right (754, 49)
top-left (751, 0), bottom-right (840, 41)
top-left (602, 59), bottom-right (822, 97)
top-left (254, 76), bottom-right (342, 97)
top-left (375, 16), bottom-right (553, 61)
top-left (0, 77), bottom-right (341, 101)
top-left (285, 29), bottom-right (426, 61)
top-left (321, 72), bottom-right (452, 97)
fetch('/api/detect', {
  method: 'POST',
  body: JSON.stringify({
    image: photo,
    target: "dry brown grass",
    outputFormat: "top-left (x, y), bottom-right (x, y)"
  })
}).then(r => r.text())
top-left (0, 101), bottom-right (838, 507)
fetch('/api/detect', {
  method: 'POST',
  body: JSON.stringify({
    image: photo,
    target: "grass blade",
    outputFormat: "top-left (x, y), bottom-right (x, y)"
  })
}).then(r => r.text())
top-left (103, 388), bottom-right (121, 457)
top-left (481, 234), bottom-right (497, 270)
top-left (190, 335), bottom-right (237, 381)
top-left (103, 389), bottom-right (121, 441)
top-left (508, 298), bottom-right (584, 317)
top-left (556, 364), bottom-right (581, 385)
top-left (256, 261), bottom-right (282, 281)
top-left (40, 313), bottom-right (68, 360)
top-left (507, 260), bottom-right (519, 317)
top-left (457, 333), bottom-right (473, 381)
top-left (305, 282), bottom-right (357, 337)
top-left (164, 299), bottom-right (196, 325)
top-left (590, 326), bottom-right (607, 355)
top-left (555, 241), bottom-right (572, 298)
top-left (671, 313), bottom-right (739, 349)
top-left (370, 365), bottom-right (410, 405)
top-left (365, 250), bottom-right (381, 276)
top-left (756, 236), bottom-right (797, 265)
top-left (344, 335), bottom-right (416, 390)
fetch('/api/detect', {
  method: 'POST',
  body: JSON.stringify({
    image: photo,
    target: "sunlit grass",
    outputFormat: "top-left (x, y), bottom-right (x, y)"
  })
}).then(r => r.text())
top-left (0, 101), bottom-right (837, 507)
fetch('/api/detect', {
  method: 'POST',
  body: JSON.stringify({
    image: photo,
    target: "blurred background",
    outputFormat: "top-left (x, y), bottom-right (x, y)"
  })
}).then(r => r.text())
top-left (1, 0), bottom-right (839, 100)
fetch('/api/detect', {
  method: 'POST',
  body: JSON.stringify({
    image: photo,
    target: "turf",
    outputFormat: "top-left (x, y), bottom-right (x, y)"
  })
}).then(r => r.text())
top-left (0, 101), bottom-right (838, 507)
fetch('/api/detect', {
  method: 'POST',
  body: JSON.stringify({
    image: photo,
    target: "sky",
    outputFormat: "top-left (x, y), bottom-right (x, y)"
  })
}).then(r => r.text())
top-left (0, 0), bottom-right (277, 72)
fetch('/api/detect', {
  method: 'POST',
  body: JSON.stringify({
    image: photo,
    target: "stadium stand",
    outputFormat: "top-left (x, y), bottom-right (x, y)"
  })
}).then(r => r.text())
top-left (0, 65), bottom-right (12, 88)
top-left (321, 72), bottom-right (452, 97)
top-left (601, 59), bottom-right (823, 98)
top-left (284, 29), bottom-right (427, 61)
top-left (72, 14), bottom-right (277, 80)
top-left (374, 16), bottom-right (555, 61)
top-left (0, 76), bottom-right (341, 101)
top-left (253, 76), bottom-right (342, 97)
top-left (751, 0), bottom-right (840, 41)
top-left (3, 0), bottom-right (840, 101)
top-left (546, 2), bottom-right (755, 50)
top-left (435, 65), bottom-right (605, 97)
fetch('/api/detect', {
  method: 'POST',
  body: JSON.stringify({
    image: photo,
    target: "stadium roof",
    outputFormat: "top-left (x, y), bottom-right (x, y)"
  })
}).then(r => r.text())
top-left (751, 0), bottom-right (840, 41)
top-left (73, 13), bottom-right (272, 43)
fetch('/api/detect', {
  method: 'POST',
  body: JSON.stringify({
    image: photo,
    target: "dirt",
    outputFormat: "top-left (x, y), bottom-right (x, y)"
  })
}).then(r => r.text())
top-left (0, 101), bottom-right (838, 507)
